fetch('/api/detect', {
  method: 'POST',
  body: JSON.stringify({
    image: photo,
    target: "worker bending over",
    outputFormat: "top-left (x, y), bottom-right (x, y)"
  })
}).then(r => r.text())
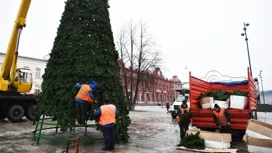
top-left (75, 81), bottom-right (97, 125)
top-left (212, 104), bottom-right (231, 133)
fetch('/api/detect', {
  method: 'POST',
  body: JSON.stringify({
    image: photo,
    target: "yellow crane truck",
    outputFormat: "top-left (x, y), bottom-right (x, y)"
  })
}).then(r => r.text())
top-left (0, 0), bottom-right (37, 122)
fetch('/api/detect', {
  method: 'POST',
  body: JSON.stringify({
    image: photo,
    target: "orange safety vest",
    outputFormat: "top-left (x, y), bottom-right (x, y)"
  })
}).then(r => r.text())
top-left (177, 107), bottom-right (191, 123)
top-left (99, 104), bottom-right (117, 126)
top-left (213, 108), bottom-right (227, 126)
top-left (76, 84), bottom-right (94, 104)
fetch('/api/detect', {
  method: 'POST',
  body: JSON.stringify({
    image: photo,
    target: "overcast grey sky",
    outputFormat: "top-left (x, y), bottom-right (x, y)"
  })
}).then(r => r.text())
top-left (0, 0), bottom-right (271, 90)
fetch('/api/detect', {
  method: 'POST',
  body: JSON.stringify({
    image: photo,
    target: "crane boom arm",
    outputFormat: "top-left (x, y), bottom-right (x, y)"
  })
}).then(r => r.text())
top-left (1, 0), bottom-right (31, 80)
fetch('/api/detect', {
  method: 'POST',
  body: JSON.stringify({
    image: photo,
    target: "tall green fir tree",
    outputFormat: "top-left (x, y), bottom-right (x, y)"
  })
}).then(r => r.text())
top-left (37, 0), bottom-right (131, 143)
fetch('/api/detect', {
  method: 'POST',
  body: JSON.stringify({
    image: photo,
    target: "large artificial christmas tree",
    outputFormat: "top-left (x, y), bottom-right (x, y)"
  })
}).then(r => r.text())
top-left (37, 0), bottom-right (130, 143)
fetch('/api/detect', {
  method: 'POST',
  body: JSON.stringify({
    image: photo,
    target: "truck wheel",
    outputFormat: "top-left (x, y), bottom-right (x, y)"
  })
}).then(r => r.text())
top-left (172, 115), bottom-right (177, 119)
top-left (250, 111), bottom-right (258, 119)
top-left (200, 128), bottom-right (216, 132)
top-left (7, 105), bottom-right (24, 122)
top-left (25, 105), bottom-right (37, 121)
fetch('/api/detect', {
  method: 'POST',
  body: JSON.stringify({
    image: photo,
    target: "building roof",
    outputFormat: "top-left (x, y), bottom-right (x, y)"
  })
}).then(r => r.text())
top-left (0, 52), bottom-right (47, 62)
top-left (171, 75), bottom-right (181, 83)
top-left (263, 90), bottom-right (272, 93)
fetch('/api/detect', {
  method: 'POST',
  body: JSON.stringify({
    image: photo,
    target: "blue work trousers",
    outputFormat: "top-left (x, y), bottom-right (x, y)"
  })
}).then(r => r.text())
top-left (103, 126), bottom-right (115, 150)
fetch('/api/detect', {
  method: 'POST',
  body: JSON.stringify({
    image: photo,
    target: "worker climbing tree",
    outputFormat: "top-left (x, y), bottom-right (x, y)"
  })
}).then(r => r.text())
top-left (37, 0), bottom-right (130, 143)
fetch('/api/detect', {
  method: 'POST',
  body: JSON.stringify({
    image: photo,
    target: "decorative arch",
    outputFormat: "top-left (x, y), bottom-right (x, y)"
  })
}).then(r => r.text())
top-left (201, 70), bottom-right (246, 82)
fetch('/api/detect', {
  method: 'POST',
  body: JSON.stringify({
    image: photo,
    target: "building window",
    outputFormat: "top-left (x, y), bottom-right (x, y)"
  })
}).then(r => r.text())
top-left (36, 68), bottom-right (41, 78)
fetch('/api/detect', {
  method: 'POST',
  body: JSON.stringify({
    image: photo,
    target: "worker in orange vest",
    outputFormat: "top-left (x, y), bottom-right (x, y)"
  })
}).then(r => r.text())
top-left (75, 81), bottom-right (97, 125)
top-left (94, 96), bottom-right (118, 151)
top-left (212, 104), bottom-right (231, 133)
top-left (177, 100), bottom-right (193, 141)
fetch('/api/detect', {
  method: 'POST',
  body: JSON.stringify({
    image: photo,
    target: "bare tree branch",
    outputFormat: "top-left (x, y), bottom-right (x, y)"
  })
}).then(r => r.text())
top-left (116, 20), bottom-right (162, 110)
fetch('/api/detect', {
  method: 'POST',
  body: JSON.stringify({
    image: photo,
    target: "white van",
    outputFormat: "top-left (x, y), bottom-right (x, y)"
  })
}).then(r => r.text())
top-left (169, 94), bottom-right (190, 119)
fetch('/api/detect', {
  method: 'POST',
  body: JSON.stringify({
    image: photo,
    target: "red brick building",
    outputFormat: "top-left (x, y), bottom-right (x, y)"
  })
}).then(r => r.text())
top-left (119, 60), bottom-right (181, 104)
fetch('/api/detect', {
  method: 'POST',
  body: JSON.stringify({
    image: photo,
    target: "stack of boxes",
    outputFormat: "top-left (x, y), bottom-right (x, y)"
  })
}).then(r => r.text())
top-left (200, 95), bottom-right (248, 110)
top-left (243, 119), bottom-right (272, 153)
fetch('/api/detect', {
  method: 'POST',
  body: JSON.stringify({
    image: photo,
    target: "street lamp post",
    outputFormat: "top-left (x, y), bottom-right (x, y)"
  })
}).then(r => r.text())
top-left (241, 22), bottom-right (253, 76)
top-left (259, 70), bottom-right (265, 104)
top-left (161, 92), bottom-right (163, 108)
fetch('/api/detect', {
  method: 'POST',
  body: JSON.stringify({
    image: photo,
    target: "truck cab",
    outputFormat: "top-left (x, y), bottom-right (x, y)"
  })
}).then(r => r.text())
top-left (169, 91), bottom-right (190, 119)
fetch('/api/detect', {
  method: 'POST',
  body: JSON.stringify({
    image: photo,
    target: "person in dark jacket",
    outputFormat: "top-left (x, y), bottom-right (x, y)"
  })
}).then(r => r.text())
top-left (212, 104), bottom-right (231, 133)
top-left (75, 81), bottom-right (97, 125)
top-left (166, 102), bottom-right (170, 113)
top-left (94, 97), bottom-right (118, 151)
top-left (177, 100), bottom-right (193, 141)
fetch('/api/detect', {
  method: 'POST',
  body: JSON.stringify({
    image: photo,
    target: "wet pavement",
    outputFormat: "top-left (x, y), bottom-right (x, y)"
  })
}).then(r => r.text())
top-left (0, 106), bottom-right (189, 153)
top-left (1, 105), bottom-right (266, 153)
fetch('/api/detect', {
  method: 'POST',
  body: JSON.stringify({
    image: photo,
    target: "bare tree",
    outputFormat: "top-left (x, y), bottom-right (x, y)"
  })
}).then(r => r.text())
top-left (128, 21), bottom-right (137, 110)
top-left (117, 27), bottom-right (130, 108)
top-left (116, 21), bottom-right (162, 110)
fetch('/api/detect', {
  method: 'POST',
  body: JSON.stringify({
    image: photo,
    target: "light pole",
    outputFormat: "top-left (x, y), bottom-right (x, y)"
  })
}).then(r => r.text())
top-left (174, 83), bottom-right (176, 100)
top-left (259, 70), bottom-right (265, 104)
top-left (241, 22), bottom-right (253, 76)
top-left (161, 91), bottom-right (163, 108)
